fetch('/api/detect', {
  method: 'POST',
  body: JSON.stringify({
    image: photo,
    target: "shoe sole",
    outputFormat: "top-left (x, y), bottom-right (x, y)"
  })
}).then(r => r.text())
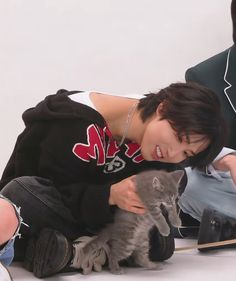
top-left (33, 228), bottom-right (72, 278)
top-left (24, 237), bottom-right (36, 272)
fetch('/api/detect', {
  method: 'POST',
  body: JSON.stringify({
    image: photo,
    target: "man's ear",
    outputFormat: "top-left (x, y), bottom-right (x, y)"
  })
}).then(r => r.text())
top-left (156, 102), bottom-right (164, 117)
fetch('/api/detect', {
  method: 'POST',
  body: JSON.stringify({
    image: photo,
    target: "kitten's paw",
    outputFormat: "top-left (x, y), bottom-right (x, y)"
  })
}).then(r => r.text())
top-left (94, 264), bottom-right (102, 272)
top-left (137, 259), bottom-right (163, 271)
top-left (169, 216), bottom-right (182, 227)
top-left (82, 267), bottom-right (93, 275)
top-left (110, 267), bottom-right (125, 275)
top-left (159, 227), bottom-right (170, 237)
top-left (147, 262), bottom-right (163, 271)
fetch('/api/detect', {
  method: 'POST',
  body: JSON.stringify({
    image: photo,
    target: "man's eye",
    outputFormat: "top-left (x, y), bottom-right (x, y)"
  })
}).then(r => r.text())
top-left (183, 151), bottom-right (189, 158)
top-left (184, 151), bottom-right (195, 158)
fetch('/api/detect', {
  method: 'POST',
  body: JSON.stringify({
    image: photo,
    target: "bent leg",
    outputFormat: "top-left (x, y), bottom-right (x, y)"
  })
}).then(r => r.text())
top-left (0, 195), bottom-right (22, 266)
top-left (1, 176), bottom-right (81, 239)
top-left (0, 197), bottom-right (18, 246)
top-left (179, 167), bottom-right (236, 221)
top-left (1, 176), bottom-right (83, 261)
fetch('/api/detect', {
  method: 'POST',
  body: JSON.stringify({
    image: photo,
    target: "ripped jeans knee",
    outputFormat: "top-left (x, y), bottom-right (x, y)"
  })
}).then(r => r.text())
top-left (0, 194), bottom-right (28, 266)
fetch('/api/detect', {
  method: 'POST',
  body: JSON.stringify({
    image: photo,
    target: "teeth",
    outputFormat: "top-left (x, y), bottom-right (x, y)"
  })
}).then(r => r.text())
top-left (156, 146), bottom-right (163, 158)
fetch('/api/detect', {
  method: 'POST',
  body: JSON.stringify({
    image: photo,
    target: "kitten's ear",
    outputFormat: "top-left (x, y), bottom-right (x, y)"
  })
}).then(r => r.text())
top-left (152, 176), bottom-right (163, 191)
top-left (171, 170), bottom-right (185, 185)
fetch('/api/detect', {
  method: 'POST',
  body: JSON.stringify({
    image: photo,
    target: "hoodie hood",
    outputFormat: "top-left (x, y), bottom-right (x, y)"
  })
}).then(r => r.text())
top-left (22, 89), bottom-right (105, 127)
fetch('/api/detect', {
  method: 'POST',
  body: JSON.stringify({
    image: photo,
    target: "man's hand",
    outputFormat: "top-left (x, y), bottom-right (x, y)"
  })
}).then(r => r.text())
top-left (213, 154), bottom-right (236, 185)
top-left (109, 175), bottom-right (146, 214)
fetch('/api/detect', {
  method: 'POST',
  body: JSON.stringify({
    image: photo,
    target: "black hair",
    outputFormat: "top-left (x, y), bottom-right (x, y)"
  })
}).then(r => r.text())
top-left (137, 82), bottom-right (227, 169)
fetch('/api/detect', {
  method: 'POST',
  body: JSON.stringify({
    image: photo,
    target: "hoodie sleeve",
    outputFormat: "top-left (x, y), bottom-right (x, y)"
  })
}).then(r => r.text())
top-left (57, 180), bottom-right (116, 231)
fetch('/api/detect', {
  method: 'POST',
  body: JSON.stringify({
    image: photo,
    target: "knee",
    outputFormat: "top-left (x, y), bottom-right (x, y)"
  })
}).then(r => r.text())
top-left (1, 176), bottom-right (32, 200)
top-left (0, 198), bottom-right (19, 245)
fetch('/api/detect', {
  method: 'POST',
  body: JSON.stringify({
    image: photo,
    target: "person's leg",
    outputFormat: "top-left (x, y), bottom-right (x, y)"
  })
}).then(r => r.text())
top-left (179, 167), bottom-right (236, 220)
top-left (0, 195), bottom-right (23, 266)
top-left (0, 195), bottom-right (23, 281)
top-left (1, 177), bottom-right (84, 241)
top-left (0, 176), bottom-right (88, 278)
top-left (0, 197), bottom-right (18, 247)
top-left (178, 167), bottom-right (236, 249)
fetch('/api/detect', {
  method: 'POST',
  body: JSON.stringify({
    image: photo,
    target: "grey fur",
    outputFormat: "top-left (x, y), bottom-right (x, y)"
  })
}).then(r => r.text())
top-left (82, 169), bottom-right (183, 274)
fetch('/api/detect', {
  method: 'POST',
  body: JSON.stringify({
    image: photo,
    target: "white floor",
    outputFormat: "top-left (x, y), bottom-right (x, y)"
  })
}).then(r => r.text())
top-left (8, 238), bottom-right (236, 281)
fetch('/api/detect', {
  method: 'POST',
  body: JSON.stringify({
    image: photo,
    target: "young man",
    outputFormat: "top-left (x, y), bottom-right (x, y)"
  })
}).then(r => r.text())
top-left (0, 82), bottom-right (226, 277)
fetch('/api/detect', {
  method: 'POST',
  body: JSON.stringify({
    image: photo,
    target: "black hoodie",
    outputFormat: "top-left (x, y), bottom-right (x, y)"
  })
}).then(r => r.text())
top-left (0, 89), bottom-right (175, 231)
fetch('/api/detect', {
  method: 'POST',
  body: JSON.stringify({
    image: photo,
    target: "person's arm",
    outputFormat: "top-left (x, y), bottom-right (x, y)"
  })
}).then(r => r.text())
top-left (213, 154), bottom-right (236, 185)
top-left (212, 147), bottom-right (236, 185)
top-left (59, 173), bottom-right (145, 230)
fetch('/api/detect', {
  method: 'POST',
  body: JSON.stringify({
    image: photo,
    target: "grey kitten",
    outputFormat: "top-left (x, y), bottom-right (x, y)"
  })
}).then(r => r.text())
top-left (82, 169), bottom-right (184, 274)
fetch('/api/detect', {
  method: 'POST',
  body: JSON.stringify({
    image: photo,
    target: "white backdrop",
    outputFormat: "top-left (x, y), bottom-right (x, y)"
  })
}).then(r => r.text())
top-left (0, 0), bottom-right (233, 173)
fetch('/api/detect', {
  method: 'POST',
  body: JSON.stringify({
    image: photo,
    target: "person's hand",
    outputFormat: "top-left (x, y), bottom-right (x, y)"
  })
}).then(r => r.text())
top-left (109, 175), bottom-right (146, 214)
top-left (213, 154), bottom-right (236, 185)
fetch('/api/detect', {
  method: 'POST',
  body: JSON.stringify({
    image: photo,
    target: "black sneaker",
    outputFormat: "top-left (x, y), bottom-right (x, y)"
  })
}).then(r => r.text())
top-left (24, 228), bottom-right (73, 278)
top-left (198, 208), bottom-right (236, 252)
top-left (149, 226), bottom-right (175, 261)
top-left (24, 236), bottom-right (36, 272)
top-left (173, 210), bottom-right (200, 238)
top-left (149, 205), bottom-right (176, 262)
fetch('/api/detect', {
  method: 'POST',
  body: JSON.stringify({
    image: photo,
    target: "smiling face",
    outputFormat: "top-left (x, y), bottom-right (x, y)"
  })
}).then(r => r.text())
top-left (140, 107), bottom-right (210, 163)
top-left (137, 82), bottom-right (226, 168)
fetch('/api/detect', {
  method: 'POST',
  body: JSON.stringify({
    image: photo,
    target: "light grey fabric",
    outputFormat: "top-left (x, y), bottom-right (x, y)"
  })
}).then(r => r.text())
top-left (179, 166), bottom-right (236, 221)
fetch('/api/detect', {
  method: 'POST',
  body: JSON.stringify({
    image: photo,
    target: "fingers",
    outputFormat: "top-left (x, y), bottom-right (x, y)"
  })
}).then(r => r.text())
top-left (127, 206), bottom-right (146, 215)
top-left (120, 197), bottom-right (146, 214)
top-left (123, 193), bottom-right (146, 214)
top-left (127, 184), bottom-right (145, 209)
top-left (125, 177), bottom-right (147, 213)
top-left (109, 175), bottom-right (146, 214)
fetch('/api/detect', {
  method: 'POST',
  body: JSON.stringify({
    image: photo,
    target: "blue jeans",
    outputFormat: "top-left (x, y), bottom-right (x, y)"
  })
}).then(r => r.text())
top-left (0, 239), bottom-right (14, 266)
top-left (179, 166), bottom-right (236, 221)
top-left (0, 195), bottom-right (24, 266)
